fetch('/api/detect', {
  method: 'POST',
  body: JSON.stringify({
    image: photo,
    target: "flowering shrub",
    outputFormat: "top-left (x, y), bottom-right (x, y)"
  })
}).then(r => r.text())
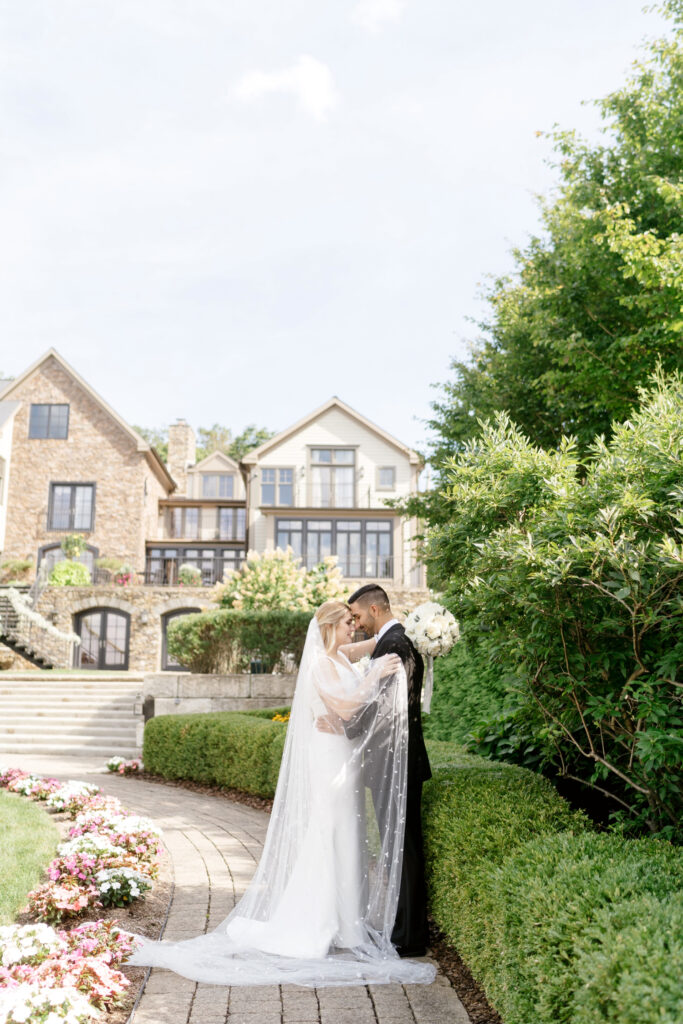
top-left (0, 924), bottom-right (66, 967)
top-left (46, 783), bottom-right (100, 814)
top-left (0, 767), bottom-right (29, 788)
top-left (64, 795), bottom-right (123, 821)
top-left (218, 547), bottom-right (347, 611)
top-left (61, 920), bottom-right (139, 966)
top-left (47, 853), bottom-right (100, 886)
top-left (178, 562), bottom-right (203, 586)
top-left (68, 812), bottom-right (161, 862)
top-left (26, 881), bottom-right (100, 926)
top-left (105, 756), bottom-right (143, 775)
top-left (95, 868), bottom-right (150, 909)
top-left (271, 712), bottom-right (290, 723)
top-left (0, 984), bottom-right (100, 1021)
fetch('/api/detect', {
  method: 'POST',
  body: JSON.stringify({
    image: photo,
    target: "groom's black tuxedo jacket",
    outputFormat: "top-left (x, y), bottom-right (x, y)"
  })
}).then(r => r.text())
top-left (372, 623), bottom-right (432, 783)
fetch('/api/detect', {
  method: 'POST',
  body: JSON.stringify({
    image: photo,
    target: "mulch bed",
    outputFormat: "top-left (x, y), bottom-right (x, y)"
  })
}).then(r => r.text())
top-left (136, 771), bottom-right (502, 1022)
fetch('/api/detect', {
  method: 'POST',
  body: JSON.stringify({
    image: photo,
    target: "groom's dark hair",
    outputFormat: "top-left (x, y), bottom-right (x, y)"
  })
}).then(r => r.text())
top-left (348, 584), bottom-right (390, 610)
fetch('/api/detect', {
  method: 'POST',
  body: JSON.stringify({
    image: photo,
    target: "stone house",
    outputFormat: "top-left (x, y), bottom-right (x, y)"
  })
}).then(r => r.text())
top-left (0, 351), bottom-right (425, 673)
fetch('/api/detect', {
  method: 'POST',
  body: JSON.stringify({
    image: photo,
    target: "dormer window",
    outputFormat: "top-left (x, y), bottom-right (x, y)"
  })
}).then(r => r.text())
top-left (29, 404), bottom-right (69, 439)
top-left (202, 473), bottom-right (234, 498)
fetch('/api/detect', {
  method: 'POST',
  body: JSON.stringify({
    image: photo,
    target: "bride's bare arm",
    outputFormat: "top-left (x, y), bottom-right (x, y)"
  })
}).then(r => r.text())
top-left (314, 654), bottom-right (401, 722)
top-left (337, 637), bottom-right (376, 662)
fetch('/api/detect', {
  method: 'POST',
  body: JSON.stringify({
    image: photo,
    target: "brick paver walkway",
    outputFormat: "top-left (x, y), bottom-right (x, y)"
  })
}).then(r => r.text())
top-left (2, 754), bottom-right (471, 1024)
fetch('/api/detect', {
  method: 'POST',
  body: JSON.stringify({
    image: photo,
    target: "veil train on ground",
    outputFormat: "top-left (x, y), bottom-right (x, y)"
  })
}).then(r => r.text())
top-left (129, 617), bottom-right (436, 987)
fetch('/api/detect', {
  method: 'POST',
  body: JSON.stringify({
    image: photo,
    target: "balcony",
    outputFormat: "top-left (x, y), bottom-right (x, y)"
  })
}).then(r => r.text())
top-left (155, 505), bottom-right (246, 543)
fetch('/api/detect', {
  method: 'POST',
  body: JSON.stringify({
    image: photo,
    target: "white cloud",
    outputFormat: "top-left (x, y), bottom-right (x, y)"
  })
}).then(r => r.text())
top-left (351, 0), bottom-right (406, 33)
top-left (234, 55), bottom-right (338, 121)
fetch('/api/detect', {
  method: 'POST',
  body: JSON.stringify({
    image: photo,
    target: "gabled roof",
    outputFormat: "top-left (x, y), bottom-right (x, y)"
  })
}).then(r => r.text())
top-left (191, 449), bottom-right (241, 473)
top-left (242, 396), bottom-right (420, 465)
top-left (0, 400), bottom-right (20, 429)
top-left (0, 349), bottom-right (175, 491)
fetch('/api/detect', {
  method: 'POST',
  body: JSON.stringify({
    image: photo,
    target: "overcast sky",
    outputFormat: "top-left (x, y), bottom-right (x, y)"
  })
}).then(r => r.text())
top-left (0, 0), bottom-right (667, 452)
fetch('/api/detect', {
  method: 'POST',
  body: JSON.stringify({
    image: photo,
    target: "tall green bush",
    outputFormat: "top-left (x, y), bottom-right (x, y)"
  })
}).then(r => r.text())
top-left (421, 372), bottom-right (683, 839)
top-left (166, 608), bottom-right (311, 673)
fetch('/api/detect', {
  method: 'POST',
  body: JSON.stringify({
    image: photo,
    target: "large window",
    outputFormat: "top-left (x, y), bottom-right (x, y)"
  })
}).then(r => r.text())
top-left (261, 468), bottom-right (294, 506)
top-left (48, 483), bottom-right (95, 531)
top-left (171, 507), bottom-right (200, 539)
top-left (146, 546), bottom-right (245, 586)
top-left (218, 506), bottom-right (246, 541)
top-left (29, 404), bottom-right (69, 439)
top-left (275, 518), bottom-right (393, 577)
top-left (310, 449), bottom-right (355, 507)
top-left (202, 473), bottom-right (234, 498)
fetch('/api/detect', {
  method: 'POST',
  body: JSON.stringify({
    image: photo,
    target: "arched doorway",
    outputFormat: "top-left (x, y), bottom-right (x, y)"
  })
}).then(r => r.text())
top-left (161, 608), bottom-right (202, 671)
top-left (74, 608), bottom-right (130, 670)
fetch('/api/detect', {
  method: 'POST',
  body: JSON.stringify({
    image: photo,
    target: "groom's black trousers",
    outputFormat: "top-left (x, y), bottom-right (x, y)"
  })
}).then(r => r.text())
top-left (390, 777), bottom-right (429, 951)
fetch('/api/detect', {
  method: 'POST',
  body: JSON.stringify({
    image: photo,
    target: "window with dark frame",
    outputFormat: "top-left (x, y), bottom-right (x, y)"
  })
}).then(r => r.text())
top-left (261, 468), bottom-right (294, 506)
top-left (48, 483), bottom-right (95, 531)
top-left (217, 506), bottom-right (246, 540)
top-left (146, 545), bottom-right (246, 586)
top-left (275, 517), bottom-right (393, 577)
top-left (29, 404), bottom-right (70, 439)
top-left (171, 507), bottom-right (200, 539)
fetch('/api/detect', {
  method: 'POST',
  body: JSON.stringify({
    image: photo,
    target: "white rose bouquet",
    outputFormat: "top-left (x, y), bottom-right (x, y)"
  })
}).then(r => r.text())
top-left (404, 601), bottom-right (460, 713)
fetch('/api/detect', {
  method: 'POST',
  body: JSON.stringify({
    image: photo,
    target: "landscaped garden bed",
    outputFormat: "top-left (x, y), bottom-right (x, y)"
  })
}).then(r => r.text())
top-left (0, 768), bottom-right (171, 1024)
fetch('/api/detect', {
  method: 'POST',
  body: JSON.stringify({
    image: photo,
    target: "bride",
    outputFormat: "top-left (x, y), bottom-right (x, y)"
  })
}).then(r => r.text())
top-left (129, 600), bottom-right (436, 987)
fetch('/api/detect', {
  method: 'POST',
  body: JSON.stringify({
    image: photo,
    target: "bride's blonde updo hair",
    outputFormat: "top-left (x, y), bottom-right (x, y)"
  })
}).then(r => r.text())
top-left (315, 600), bottom-right (350, 651)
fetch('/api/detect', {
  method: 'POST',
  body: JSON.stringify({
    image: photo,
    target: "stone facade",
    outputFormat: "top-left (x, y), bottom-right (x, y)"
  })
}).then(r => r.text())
top-left (1, 354), bottom-right (172, 572)
top-left (34, 585), bottom-right (216, 672)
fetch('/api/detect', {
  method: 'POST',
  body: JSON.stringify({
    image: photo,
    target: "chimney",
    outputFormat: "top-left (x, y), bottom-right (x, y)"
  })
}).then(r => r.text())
top-left (167, 419), bottom-right (196, 495)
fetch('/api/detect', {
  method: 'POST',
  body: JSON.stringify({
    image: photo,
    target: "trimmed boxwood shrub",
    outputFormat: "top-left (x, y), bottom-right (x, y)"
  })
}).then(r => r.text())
top-left (166, 608), bottom-right (310, 673)
top-left (143, 710), bottom-right (288, 796)
top-left (143, 710), bottom-right (683, 1022)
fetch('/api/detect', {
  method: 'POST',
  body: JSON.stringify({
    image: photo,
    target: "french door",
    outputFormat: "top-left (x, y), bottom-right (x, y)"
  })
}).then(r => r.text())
top-left (75, 609), bottom-right (130, 670)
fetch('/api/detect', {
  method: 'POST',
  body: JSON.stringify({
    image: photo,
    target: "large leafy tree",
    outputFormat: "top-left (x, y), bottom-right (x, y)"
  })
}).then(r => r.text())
top-left (429, 0), bottom-right (683, 462)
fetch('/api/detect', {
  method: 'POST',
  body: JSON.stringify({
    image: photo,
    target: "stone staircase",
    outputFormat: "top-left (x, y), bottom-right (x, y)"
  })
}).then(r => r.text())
top-left (0, 673), bottom-right (145, 758)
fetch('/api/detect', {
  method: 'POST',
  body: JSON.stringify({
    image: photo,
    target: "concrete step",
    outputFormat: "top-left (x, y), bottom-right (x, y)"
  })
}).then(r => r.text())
top-left (0, 694), bottom-right (141, 705)
top-left (0, 709), bottom-right (140, 721)
top-left (0, 672), bottom-right (145, 680)
top-left (0, 740), bottom-right (141, 758)
top-left (0, 721), bottom-right (139, 737)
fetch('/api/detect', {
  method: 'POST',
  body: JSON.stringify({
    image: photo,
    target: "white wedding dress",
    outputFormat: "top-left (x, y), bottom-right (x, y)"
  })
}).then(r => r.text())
top-left (129, 620), bottom-right (436, 987)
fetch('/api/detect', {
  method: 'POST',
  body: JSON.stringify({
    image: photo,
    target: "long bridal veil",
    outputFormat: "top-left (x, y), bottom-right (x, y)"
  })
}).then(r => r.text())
top-left (129, 617), bottom-right (436, 987)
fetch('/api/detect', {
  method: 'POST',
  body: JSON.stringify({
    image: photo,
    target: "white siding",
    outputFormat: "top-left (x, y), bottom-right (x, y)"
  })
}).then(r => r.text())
top-left (246, 405), bottom-right (422, 585)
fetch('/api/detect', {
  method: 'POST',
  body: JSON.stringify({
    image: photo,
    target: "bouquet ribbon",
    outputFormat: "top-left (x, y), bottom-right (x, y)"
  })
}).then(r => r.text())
top-left (423, 655), bottom-right (434, 714)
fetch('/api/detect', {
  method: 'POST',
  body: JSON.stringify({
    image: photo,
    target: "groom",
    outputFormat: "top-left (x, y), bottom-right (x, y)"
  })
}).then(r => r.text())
top-left (348, 584), bottom-right (431, 958)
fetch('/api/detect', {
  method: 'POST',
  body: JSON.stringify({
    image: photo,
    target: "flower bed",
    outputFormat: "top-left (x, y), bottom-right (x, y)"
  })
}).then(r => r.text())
top-left (0, 767), bottom-right (164, 1022)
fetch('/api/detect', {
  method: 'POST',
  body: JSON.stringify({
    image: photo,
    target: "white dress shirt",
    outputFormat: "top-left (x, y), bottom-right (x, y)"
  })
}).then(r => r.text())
top-left (375, 618), bottom-right (400, 644)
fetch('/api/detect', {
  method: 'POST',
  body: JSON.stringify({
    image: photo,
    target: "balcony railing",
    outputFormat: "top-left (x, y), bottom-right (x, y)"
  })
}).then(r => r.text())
top-left (144, 555), bottom-right (243, 587)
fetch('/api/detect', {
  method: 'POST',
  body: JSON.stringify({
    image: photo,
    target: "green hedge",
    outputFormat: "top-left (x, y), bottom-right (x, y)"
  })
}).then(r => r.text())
top-left (143, 711), bottom-right (683, 1022)
top-left (143, 709), bottom-right (288, 795)
top-left (166, 608), bottom-right (311, 673)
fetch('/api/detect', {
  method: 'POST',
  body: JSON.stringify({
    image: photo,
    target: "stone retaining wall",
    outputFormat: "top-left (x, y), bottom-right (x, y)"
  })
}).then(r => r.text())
top-left (143, 672), bottom-right (296, 716)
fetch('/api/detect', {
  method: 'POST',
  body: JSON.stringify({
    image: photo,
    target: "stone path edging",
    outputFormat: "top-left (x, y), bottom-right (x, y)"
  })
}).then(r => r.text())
top-left (2, 754), bottom-right (471, 1024)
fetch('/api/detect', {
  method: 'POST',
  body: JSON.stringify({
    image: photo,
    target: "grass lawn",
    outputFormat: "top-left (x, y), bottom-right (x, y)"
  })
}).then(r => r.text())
top-left (0, 788), bottom-right (60, 924)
